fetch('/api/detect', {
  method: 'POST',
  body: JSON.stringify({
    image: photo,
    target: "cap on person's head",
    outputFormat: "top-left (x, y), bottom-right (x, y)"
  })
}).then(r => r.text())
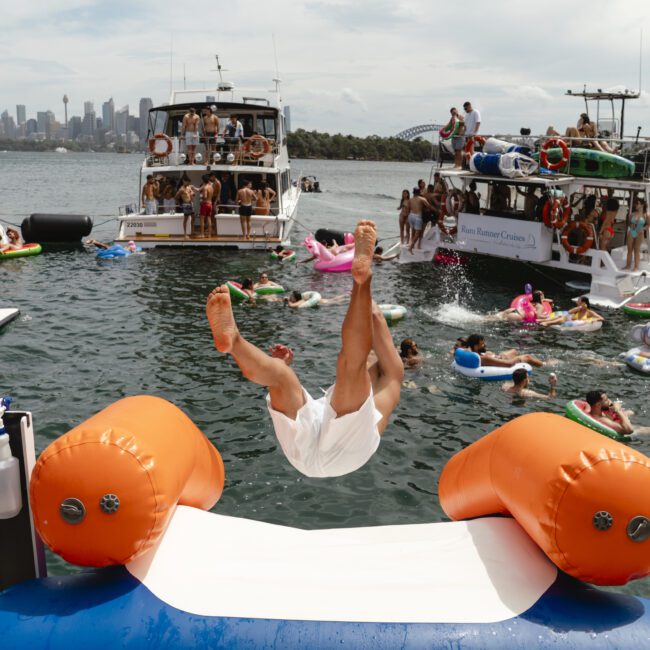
top-left (210, 105), bottom-right (217, 112)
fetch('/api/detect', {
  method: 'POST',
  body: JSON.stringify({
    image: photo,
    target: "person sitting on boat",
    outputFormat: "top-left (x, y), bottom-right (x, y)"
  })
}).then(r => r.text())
top-left (0, 228), bottom-right (22, 253)
top-left (577, 114), bottom-right (618, 154)
top-left (462, 334), bottom-right (544, 368)
top-left (502, 368), bottom-right (557, 400)
top-left (585, 390), bottom-right (633, 436)
top-left (206, 220), bottom-right (404, 478)
top-left (464, 181), bottom-right (481, 214)
top-left (254, 272), bottom-right (281, 290)
top-left (400, 338), bottom-right (423, 368)
top-left (623, 195), bottom-right (648, 271)
top-left (539, 296), bottom-right (604, 328)
top-left (181, 107), bottom-right (200, 165)
top-left (161, 183), bottom-right (177, 214)
top-left (284, 291), bottom-right (347, 308)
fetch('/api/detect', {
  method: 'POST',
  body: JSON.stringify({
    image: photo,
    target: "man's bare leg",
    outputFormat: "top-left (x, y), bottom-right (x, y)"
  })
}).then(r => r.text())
top-left (206, 285), bottom-right (304, 417)
top-left (367, 304), bottom-right (404, 433)
top-left (329, 220), bottom-right (376, 416)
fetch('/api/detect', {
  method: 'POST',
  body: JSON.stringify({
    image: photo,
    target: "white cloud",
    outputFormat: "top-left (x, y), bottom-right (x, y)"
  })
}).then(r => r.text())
top-left (340, 88), bottom-right (367, 112)
top-left (505, 86), bottom-right (554, 104)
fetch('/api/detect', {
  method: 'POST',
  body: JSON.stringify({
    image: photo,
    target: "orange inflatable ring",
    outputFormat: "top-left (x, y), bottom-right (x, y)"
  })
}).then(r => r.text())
top-left (542, 196), bottom-right (571, 229)
top-left (540, 137), bottom-right (569, 171)
top-left (439, 412), bottom-right (650, 586)
top-left (149, 133), bottom-right (173, 157)
top-left (243, 134), bottom-right (271, 159)
top-left (30, 395), bottom-right (225, 567)
top-left (560, 221), bottom-right (594, 255)
top-left (464, 135), bottom-right (486, 161)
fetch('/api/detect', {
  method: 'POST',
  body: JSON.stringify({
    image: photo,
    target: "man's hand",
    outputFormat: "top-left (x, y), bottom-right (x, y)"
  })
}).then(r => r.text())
top-left (269, 344), bottom-right (294, 366)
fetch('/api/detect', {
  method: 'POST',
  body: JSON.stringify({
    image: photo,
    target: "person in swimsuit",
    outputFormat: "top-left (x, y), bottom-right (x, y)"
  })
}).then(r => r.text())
top-left (0, 228), bottom-right (22, 252)
top-left (224, 114), bottom-right (244, 162)
top-left (462, 334), bottom-right (544, 368)
top-left (202, 106), bottom-right (220, 164)
top-left (398, 189), bottom-right (410, 244)
top-left (407, 188), bottom-right (434, 254)
top-left (141, 175), bottom-right (159, 215)
top-left (162, 183), bottom-right (177, 213)
top-left (284, 291), bottom-right (347, 307)
top-left (181, 108), bottom-right (200, 165)
top-left (539, 296), bottom-right (603, 327)
top-left (206, 220), bottom-right (403, 478)
top-left (175, 178), bottom-right (199, 237)
top-left (598, 197), bottom-right (619, 251)
top-left (199, 175), bottom-right (214, 238)
top-left (255, 181), bottom-right (276, 216)
top-left (254, 272), bottom-right (281, 290)
top-left (237, 180), bottom-right (256, 239)
top-left (399, 338), bottom-right (423, 368)
top-left (502, 368), bottom-right (557, 400)
top-left (585, 390), bottom-right (633, 436)
top-left (624, 196), bottom-right (648, 271)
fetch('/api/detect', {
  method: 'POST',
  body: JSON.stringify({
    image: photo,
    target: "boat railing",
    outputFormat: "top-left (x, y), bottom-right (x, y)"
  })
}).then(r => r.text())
top-left (146, 135), bottom-right (280, 169)
top-left (125, 204), bottom-right (283, 218)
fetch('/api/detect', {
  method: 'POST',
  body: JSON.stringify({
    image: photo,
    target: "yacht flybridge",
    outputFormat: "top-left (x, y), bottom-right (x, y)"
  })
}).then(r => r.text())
top-left (116, 76), bottom-right (299, 249)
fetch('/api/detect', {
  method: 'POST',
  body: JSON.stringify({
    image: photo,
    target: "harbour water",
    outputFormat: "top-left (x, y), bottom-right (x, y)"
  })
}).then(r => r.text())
top-left (1, 151), bottom-right (649, 596)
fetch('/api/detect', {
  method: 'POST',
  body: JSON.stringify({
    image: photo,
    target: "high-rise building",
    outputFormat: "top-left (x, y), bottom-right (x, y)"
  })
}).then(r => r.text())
top-left (25, 119), bottom-right (37, 137)
top-left (1, 111), bottom-right (17, 139)
top-left (68, 116), bottom-right (82, 140)
top-left (102, 97), bottom-right (115, 132)
top-left (115, 105), bottom-right (129, 137)
top-left (138, 97), bottom-right (153, 143)
top-left (84, 101), bottom-right (94, 116)
top-left (81, 100), bottom-right (96, 138)
top-left (36, 110), bottom-right (55, 138)
top-left (16, 105), bottom-right (26, 125)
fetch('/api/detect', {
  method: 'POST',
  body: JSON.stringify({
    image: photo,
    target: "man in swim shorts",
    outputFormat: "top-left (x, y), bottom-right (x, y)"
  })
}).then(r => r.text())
top-left (463, 334), bottom-right (544, 368)
top-left (141, 174), bottom-right (159, 215)
top-left (199, 175), bottom-right (214, 238)
top-left (206, 220), bottom-right (404, 478)
top-left (407, 188), bottom-right (434, 254)
top-left (202, 106), bottom-right (220, 164)
top-left (182, 107), bottom-right (200, 165)
top-left (175, 178), bottom-right (198, 237)
top-left (237, 180), bottom-right (256, 239)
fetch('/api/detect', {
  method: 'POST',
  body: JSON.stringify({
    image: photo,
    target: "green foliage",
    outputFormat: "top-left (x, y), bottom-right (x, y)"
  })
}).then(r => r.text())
top-left (287, 129), bottom-right (436, 162)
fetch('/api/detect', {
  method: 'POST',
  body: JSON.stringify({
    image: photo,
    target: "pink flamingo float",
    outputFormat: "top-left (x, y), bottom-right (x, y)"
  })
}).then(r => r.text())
top-left (302, 232), bottom-right (355, 272)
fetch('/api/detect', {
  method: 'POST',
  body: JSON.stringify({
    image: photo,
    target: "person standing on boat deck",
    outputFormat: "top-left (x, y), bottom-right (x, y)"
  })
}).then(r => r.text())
top-left (225, 114), bottom-right (244, 162)
top-left (208, 173), bottom-right (221, 234)
top-left (398, 189), bottom-right (411, 245)
top-left (624, 196), bottom-right (648, 271)
top-left (462, 102), bottom-right (481, 164)
top-left (175, 178), bottom-right (199, 238)
top-left (203, 106), bottom-right (220, 164)
top-left (422, 184), bottom-right (438, 234)
top-left (598, 197), bottom-right (619, 251)
top-left (206, 220), bottom-right (403, 478)
top-left (141, 175), bottom-right (158, 215)
top-left (448, 107), bottom-right (465, 169)
top-left (237, 180), bottom-right (256, 239)
top-left (220, 171), bottom-right (236, 212)
top-left (407, 188), bottom-right (434, 254)
top-left (181, 107), bottom-right (201, 165)
top-left (255, 181), bottom-right (276, 216)
top-left (199, 175), bottom-right (215, 238)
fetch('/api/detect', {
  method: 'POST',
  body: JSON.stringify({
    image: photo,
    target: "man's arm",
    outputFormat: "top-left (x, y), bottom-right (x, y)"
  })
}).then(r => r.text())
top-left (606, 403), bottom-right (634, 435)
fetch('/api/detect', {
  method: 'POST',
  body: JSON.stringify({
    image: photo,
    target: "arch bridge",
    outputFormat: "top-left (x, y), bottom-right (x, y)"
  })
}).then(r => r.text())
top-left (395, 123), bottom-right (445, 141)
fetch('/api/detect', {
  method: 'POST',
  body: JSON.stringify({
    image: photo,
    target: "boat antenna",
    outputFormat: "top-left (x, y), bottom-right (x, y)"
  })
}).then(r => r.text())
top-left (271, 34), bottom-right (282, 103)
top-left (639, 28), bottom-right (644, 94)
top-left (211, 54), bottom-right (228, 84)
top-left (183, 63), bottom-right (187, 90)
top-left (169, 34), bottom-right (173, 98)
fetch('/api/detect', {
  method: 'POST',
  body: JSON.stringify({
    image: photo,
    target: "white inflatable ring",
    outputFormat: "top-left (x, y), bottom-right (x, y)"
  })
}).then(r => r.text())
top-left (379, 304), bottom-right (407, 322)
top-left (622, 347), bottom-right (650, 374)
top-left (452, 349), bottom-right (532, 381)
top-left (298, 291), bottom-right (321, 309)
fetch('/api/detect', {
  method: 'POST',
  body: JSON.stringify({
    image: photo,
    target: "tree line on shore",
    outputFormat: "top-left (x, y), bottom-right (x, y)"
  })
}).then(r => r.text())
top-left (287, 129), bottom-right (436, 162)
top-left (1, 129), bottom-right (437, 161)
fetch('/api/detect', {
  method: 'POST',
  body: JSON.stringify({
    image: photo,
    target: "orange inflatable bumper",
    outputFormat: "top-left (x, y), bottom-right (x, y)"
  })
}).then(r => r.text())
top-left (440, 412), bottom-right (650, 586)
top-left (30, 396), bottom-right (224, 567)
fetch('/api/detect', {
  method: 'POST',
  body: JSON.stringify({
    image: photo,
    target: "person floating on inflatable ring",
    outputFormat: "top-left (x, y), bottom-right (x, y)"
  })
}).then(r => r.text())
top-left (539, 296), bottom-right (603, 328)
top-left (206, 220), bottom-right (404, 478)
top-left (460, 334), bottom-right (544, 368)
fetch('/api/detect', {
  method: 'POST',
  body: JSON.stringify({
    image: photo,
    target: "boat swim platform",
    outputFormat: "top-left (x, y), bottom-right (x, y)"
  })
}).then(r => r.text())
top-left (115, 234), bottom-right (282, 249)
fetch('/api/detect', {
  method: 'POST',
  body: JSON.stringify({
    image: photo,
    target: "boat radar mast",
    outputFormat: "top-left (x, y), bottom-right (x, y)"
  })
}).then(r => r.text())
top-left (565, 85), bottom-right (640, 138)
top-left (211, 54), bottom-right (235, 95)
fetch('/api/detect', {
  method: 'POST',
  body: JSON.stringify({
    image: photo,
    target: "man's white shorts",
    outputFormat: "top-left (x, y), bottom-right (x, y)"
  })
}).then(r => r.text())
top-left (266, 385), bottom-right (382, 478)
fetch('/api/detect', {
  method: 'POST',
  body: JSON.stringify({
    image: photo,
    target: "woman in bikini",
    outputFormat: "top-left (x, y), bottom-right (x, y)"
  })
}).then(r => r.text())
top-left (398, 189), bottom-right (410, 244)
top-left (0, 228), bottom-right (22, 253)
top-left (255, 181), bottom-right (277, 216)
top-left (624, 196), bottom-right (648, 271)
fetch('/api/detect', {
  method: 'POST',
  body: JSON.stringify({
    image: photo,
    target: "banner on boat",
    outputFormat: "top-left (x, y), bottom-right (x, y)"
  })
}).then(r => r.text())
top-left (456, 213), bottom-right (553, 262)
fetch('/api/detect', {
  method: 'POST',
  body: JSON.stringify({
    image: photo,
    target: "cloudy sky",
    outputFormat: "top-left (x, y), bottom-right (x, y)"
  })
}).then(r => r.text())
top-left (2, 0), bottom-right (650, 138)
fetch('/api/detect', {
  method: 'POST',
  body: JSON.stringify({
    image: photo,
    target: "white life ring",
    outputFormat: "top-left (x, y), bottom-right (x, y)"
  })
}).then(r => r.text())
top-left (452, 349), bottom-right (532, 381)
top-left (297, 291), bottom-right (321, 308)
top-left (378, 304), bottom-right (407, 322)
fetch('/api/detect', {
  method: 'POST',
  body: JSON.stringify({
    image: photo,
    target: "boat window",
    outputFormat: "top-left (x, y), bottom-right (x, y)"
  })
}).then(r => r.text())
top-left (240, 115), bottom-right (254, 138)
top-left (256, 117), bottom-right (276, 140)
top-left (148, 110), bottom-right (168, 138)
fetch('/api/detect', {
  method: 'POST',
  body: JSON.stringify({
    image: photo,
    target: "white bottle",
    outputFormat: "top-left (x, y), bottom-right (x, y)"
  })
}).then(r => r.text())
top-left (0, 431), bottom-right (22, 519)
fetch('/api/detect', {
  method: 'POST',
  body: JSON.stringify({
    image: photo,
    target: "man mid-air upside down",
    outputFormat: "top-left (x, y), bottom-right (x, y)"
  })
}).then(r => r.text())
top-left (206, 220), bottom-right (403, 478)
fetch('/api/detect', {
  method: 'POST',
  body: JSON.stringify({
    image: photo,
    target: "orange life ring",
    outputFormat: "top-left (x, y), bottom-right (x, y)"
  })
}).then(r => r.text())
top-left (148, 133), bottom-right (173, 157)
top-left (540, 138), bottom-right (569, 171)
top-left (560, 221), bottom-right (594, 255)
top-left (438, 204), bottom-right (458, 236)
top-left (445, 191), bottom-right (464, 217)
top-left (243, 134), bottom-right (271, 159)
top-left (550, 197), bottom-right (571, 229)
top-left (464, 135), bottom-right (486, 161)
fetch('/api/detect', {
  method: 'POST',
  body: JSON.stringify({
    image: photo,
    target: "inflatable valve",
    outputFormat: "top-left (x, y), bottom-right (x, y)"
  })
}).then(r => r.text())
top-left (0, 396), bottom-right (22, 519)
top-left (30, 395), bottom-right (225, 567)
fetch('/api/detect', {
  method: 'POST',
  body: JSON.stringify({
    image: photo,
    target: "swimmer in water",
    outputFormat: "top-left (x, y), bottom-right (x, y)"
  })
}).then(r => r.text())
top-left (502, 369), bottom-right (557, 400)
top-left (285, 291), bottom-right (347, 307)
top-left (539, 296), bottom-right (603, 328)
top-left (399, 338), bottom-right (423, 368)
top-left (461, 334), bottom-right (545, 368)
top-left (86, 239), bottom-right (139, 253)
top-left (254, 272), bottom-right (281, 290)
top-left (207, 220), bottom-right (403, 478)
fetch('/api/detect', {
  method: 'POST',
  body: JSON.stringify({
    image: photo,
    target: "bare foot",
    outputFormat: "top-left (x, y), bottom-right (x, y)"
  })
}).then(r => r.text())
top-left (351, 220), bottom-right (376, 285)
top-left (269, 343), bottom-right (294, 365)
top-left (206, 285), bottom-right (239, 353)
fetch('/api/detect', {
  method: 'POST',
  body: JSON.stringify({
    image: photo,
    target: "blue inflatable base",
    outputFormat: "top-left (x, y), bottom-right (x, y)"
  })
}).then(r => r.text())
top-left (1, 567), bottom-right (650, 649)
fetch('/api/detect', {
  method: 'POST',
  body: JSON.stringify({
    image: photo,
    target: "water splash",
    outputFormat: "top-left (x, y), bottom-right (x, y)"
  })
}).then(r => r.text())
top-left (422, 300), bottom-right (486, 326)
